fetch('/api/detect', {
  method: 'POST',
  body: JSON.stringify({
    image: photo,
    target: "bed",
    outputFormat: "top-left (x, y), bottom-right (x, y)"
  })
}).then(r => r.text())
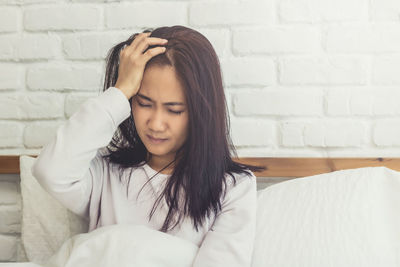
top-left (0, 155), bottom-right (399, 267)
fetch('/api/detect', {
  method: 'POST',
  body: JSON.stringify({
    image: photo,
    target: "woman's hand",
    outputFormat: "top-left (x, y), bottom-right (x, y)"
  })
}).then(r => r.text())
top-left (115, 32), bottom-right (168, 99)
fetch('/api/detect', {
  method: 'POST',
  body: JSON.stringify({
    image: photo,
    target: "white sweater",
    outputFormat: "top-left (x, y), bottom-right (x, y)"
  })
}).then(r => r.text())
top-left (32, 86), bottom-right (257, 267)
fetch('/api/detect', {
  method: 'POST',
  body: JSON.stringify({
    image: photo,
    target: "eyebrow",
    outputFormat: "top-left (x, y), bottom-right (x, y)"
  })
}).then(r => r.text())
top-left (137, 93), bottom-right (185, 106)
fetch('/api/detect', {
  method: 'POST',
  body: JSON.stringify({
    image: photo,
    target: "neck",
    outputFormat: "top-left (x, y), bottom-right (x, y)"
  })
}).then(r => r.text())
top-left (147, 153), bottom-right (175, 175)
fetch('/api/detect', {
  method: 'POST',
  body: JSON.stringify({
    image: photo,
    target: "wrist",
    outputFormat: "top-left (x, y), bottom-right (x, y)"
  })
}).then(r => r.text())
top-left (114, 84), bottom-right (131, 99)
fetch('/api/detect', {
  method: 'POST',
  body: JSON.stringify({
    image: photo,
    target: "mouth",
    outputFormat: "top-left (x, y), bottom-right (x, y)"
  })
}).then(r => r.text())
top-left (147, 135), bottom-right (168, 144)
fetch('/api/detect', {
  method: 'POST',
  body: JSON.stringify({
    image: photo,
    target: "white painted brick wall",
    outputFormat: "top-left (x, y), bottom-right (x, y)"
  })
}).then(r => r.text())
top-left (1, 0), bottom-right (400, 262)
top-left (232, 90), bottom-right (323, 116)
top-left (26, 64), bottom-right (103, 91)
top-left (280, 57), bottom-right (368, 85)
top-left (279, 0), bottom-right (368, 22)
top-left (107, 3), bottom-right (187, 28)
top-left (0, 7), bottom-right (18, 32)
top-left (326, 24), bottom-right (400, 53)
top-left (24, 5), bottom-right (102, 31)
top-left (221, 58), bottom-right (276, 86)
top-left (0, 34), bottom-right (60, 60)
top-left (373, 56), bottom-right (400, 85)
top-left (233, 26), bottom-right (320, 54)
top-left (371, 0), bottom-right (400, 21)
top-left (189, 2), bottom-right (275, 26)
top-left (282, 121), bottom-right (366, 148)
top-left (0, 180), bottom-right (20, 262)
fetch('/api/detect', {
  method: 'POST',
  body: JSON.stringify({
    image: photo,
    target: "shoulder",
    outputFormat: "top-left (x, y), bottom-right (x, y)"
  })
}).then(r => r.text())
top-left (221, 170), bottom-right (257, 205)
top-left (90, 148), bottom-right (139, 178)
top-left (225, 169), bottom-right (256, 190)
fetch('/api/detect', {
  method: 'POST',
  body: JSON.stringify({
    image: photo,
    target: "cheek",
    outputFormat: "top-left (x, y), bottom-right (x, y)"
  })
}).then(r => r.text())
top-left (176, 115), bottom-right (189, 138)
top-left (132, 108), bottom-right (144, 129)
top-left (132, 103), bottom-right (144, 121)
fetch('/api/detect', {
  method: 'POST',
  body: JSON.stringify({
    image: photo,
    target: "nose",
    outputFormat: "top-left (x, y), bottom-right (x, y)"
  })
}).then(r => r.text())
top-left (147, 109), bottom-right (166, 133)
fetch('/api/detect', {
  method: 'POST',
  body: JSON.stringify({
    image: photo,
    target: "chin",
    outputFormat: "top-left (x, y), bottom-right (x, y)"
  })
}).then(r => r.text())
top-left (145, 146), bottom-right (169, 156)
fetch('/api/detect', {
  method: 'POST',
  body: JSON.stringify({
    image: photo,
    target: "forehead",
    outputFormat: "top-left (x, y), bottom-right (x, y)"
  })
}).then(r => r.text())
top-left (139, 65), bottom-right (186, 102)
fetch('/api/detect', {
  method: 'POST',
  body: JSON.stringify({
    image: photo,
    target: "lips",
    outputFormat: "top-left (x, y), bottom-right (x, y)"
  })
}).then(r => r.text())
top-left (147, 134), bottom-right (168, 143)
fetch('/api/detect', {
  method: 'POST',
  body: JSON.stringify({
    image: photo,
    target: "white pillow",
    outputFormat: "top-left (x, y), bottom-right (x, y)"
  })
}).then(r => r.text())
top-left (43, 224), bottom-right (199, 267)
top-left (252, 167), bottom-right (400, 267)
top-left (19, 155), bottom-right (88, 264)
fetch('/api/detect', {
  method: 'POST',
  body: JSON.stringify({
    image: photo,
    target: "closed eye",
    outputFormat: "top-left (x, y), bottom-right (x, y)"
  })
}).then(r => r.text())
top-left (138, 102), bottom-right (151, 107)
top-left (138, 101), bottom-right (184, 115)
top-left (169, 110), bottom-right (183, 115)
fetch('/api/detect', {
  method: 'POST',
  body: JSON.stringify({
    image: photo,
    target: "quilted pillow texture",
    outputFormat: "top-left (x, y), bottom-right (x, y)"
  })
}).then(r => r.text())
top-left (19, 155), bottom-right (88, 264)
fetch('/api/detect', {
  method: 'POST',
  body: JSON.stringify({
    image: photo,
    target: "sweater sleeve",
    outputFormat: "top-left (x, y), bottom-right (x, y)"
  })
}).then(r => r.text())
top-left (31, 87), bottom-right (131, 218)
top-left (192, 172), bottom-right (257, 267)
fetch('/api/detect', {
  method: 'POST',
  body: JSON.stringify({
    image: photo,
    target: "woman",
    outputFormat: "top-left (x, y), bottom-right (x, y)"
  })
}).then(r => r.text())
top-left (32, 25), bottom-right (264, 267)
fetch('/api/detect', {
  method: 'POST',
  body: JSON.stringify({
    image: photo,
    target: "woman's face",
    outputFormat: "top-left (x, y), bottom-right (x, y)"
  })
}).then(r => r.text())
top-left (131, 65), bottom-right (189, 166)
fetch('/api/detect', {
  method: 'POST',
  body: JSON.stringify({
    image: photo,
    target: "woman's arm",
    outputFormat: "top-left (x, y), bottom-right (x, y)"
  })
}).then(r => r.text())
top-left (192, 172), bottom-right (257, 267)
top-left (31, 87), bottom-right (131, 217)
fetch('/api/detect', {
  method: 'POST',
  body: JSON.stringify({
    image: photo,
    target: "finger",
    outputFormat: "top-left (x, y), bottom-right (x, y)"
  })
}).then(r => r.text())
top-left (136, 37), bottom-right (168, 54)
top-left (142, 46), bottom-right (167, 61)
top-left (119, 43), bottom-right (130, 59)
top-left (126, 32), bottom-right (151, 52)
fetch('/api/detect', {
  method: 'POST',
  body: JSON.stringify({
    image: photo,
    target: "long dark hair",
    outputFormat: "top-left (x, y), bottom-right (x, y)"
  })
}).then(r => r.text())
top-left (101, 25), bottom-right (265, 232)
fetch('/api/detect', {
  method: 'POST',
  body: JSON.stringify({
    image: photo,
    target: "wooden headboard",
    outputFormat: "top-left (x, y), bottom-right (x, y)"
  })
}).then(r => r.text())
top-left (1, 156), bottom-right (400, 177)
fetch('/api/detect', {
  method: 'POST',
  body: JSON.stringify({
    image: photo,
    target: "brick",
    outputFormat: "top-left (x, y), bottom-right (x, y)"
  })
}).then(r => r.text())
top-left (220, 58), bottom-right (275, 87)
top-left (232, 90), bottom-right (323, 116)
top-left (351, 94), bottom-right (374, 115)
top-left (280, 0), bottom-right (368, 22)
top-left (281, 122), bottom-right (304, 147)
top-left (24, 121), bottom-right (64, 148)
top-left (328, 89), bottom-right (400, 116)
top-left (230, 120), bottom-right (275, 147)
top-left (0, 7), bottom-right (19, 32)
top-left (326, 89), bottom-right (395, 116)
top-left (24, 5), bottom-right (101, 31)
top-left (371, 0), bottom-right (400, 21)
top-left (304, 121), bottom-right (365, 147)
top-left (3, 0), bottom-right (58, 3)
top-left (233, 26), bottom-right (320, 54)
top-left (65, 93), bottom-right (97, 118)
top-left (26, 65), bottom-right (102, 91)
top-left (0, 93), bottom-right (64, 119)
top-left (304, 123), bottom-right (324, 147)
top-left (0, 234), bottom-right (17, 261)
top-left (372, 56), bottom-right (400, 85)
top-left (0, 64), bottom-right (24, 90)
top-left (105, 3), bottom-right (186, 29)
top-left (0, 182), bottom-right (18, 204)
top-left (0, 34), bottom-right (59, 60)
top-left (63, 32), bottom-right (129, 60)
top-left (326, 90), bottom-right (351, 116)
top-left (190, 1), bottom-right (274, 26)
top-left (373, 120), bottom-right (400, 146)
top-left (0, 122), bottom-right (23, 148)
top-left (326, 24), bottom-right (400, 53)
top-left (372, 91), bottom-right (400, 115)
top-left (0, 205), bottom-right (21, 234)
top-left (280, 57), bottom-right (368, 85)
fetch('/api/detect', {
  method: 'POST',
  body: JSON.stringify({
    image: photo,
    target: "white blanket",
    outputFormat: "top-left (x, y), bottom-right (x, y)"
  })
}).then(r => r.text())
top-left (7, 166), bottom-right (400, 267)
top-left (253, 166), bottom-right (400, 267)
top-left (1, 224), bottom-right (198, 267)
